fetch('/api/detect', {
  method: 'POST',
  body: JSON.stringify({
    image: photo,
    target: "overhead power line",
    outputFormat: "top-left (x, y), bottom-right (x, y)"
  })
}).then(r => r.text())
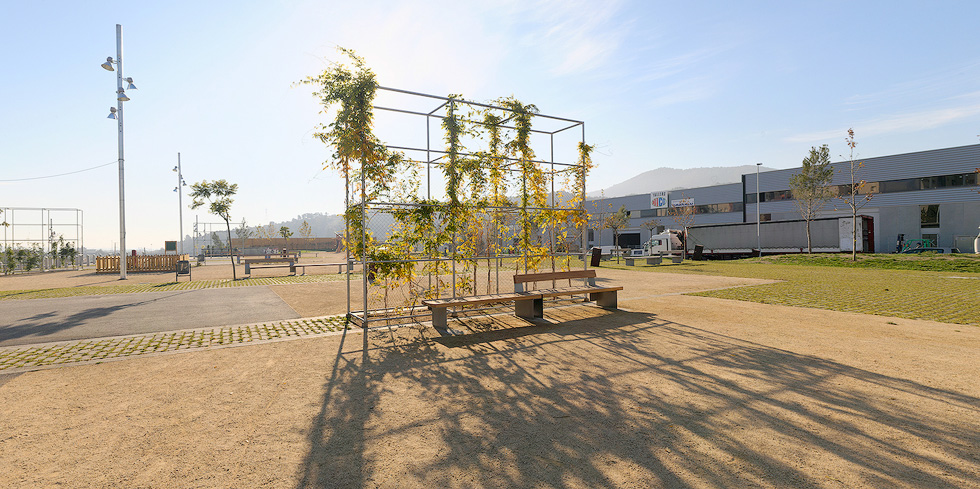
top-left (0, 161), bottom-right (117, 182)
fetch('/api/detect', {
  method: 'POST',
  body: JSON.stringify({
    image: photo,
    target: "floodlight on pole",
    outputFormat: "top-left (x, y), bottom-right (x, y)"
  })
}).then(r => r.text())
top-left (102, 24), bottom-right (135, 280)
top-left (174, 153), bottom-right (186, 256)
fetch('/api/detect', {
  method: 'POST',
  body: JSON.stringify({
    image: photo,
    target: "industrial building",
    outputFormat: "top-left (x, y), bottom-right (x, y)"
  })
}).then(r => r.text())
top-left (586, 143), bottom-right (980, 253)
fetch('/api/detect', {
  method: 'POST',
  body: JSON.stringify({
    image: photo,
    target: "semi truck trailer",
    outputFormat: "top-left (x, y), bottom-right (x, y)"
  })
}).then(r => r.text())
top-left (640, 216), bottom-right (875, 258)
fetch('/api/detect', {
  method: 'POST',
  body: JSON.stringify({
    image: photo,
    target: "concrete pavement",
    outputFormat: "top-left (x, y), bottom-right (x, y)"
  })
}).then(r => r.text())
top-left (0, 287), bottom-right (300, 347)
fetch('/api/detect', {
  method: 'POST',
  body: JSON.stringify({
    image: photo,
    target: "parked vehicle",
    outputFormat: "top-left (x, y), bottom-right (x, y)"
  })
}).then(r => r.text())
top-left (899, 247), bottom-right (960, 254)
top-left (682, 216), bottom-right (875, 259)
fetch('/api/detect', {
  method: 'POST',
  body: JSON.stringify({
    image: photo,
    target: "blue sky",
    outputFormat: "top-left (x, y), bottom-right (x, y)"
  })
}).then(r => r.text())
top-left (2, 1), bottom-right (979, 250)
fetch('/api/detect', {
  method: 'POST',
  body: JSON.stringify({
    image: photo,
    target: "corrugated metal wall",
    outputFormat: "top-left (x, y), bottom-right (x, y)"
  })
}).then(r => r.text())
top-left (587, 143), bottom-right (980, 252)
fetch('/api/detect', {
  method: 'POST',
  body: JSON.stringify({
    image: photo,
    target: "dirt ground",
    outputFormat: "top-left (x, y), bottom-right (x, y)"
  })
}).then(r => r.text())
top-left (1, 266), bottom-right (979, 488)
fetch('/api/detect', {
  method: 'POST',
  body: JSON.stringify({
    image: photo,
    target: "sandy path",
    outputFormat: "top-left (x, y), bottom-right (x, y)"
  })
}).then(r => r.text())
top-left (1, 269), bottom-right (978, 488)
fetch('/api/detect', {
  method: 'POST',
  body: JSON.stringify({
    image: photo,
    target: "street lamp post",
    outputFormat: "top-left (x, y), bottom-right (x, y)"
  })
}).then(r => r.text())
top-left (102, 24), bottom-right (136, 279)
top-left (756, 162), bottom-right (762, 258)
top-left (174, 154), bottom-right (187, 255)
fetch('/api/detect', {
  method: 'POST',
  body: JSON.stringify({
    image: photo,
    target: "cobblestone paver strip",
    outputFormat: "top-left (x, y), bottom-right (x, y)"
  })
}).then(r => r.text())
top-left (0, 315), bottom-right (350, 372)
top-left (0, 274), bottom-right (350, 301)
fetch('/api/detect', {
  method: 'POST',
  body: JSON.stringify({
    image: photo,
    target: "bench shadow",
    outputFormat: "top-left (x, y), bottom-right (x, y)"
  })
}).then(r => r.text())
top-left (293, 307), bottom-right (980, 488)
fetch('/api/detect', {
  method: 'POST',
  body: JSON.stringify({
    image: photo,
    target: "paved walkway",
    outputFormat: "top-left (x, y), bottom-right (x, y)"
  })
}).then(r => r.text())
top-left (0, 287), bottom-right (303, 347)
top-left (0, 315), bottom-right (349, 373)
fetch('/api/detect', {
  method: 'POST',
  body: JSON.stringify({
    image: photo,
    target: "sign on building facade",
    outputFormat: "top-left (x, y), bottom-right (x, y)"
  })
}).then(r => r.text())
top-left (650, 191), bottom-right (667, 209)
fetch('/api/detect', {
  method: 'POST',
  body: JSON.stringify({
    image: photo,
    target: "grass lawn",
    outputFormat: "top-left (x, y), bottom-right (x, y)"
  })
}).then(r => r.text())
top-left (597, 253), bottom-right (980, 326)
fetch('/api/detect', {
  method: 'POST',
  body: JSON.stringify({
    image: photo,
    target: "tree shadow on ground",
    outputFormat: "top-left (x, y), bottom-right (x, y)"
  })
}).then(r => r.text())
top-left (0, 291), bottom-right (193, 344)
top-left (294, 306), bottom-right (980, 488)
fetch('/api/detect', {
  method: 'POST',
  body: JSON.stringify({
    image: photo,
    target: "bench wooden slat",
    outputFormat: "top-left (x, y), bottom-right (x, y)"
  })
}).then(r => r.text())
top-left (244, 258), bottom-right (294, 264)
top-left (534, 285), bottom-right (623, 299)
top-left (423, 292), bottom-right (538, 308)
top-left (513, 269), bottom-right (596, 283)
top-left (425, 268), bottom-right (621, 328)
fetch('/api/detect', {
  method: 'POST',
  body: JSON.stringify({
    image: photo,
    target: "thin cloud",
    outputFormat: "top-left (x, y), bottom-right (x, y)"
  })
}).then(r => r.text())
top-left (646, 76), bottom-right (718, 108)
top-left (784, 101), bottom-right (980, 143)
top-left (513, 0), bottom-right (629, 76)
top-left (843, 59), bottom-right (980, 111)
top-left (633, 46), bottom-right (732, 83)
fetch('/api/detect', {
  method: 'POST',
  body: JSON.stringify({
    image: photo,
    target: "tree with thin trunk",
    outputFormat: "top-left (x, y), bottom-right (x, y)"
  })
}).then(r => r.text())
top-left (838, 128), bottom-right (874, 261)
top-left (190, 179), bottom-right (239, 280)
top-left (299, 220), bottom-right (313, 241)
top-left (279, 226), bottom-right (293, 250)
top-left (603, 205), bottom-right (629, 263)
top-left (642, 219), bottom-right (660, 237)
top-left (210, 232), bottom-right (223, 252)
top-left (235, 219), bottom-right (252, 256)
top-left (789, 145), bottom-right (834, 253)
top-left (265, 223), bottom-right (277, 247)
top-left (668, 196), bottom-right (697, 259)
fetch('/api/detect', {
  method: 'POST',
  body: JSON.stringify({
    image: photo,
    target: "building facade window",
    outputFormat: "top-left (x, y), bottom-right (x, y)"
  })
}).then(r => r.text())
top-left (637, 202), bottom-right (743, 218)
top-left (745, 171), bottom-right (978, 203)
top-left (920, 204), bottom-right (940, 227)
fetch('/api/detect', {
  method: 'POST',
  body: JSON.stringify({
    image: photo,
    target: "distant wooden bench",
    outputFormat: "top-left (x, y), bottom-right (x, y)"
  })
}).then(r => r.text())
top-left (244, 257), bottom-right (295, 276)
top-left (244, 257), bottom-right (294, 265)
top-left (294, 262), bottom-right (346, 275)
top-left (244, 261), bottom-right (347, 277)
top-left (422, 269), bottom-right (622, 328)
top-left (624, 256), bottom-right (663, 266)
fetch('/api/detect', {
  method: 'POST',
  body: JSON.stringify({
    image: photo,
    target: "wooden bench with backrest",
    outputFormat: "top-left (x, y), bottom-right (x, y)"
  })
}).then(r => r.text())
top-left (421, 269), bottom-right (622, 328)
top-left (513, 269), bottom-right (623, 319)
top-left (243, 257), bottom-right (296, 276)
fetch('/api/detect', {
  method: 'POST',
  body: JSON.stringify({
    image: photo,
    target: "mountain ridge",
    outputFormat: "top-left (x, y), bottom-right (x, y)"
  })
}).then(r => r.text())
top-left (589, 164), bottom-right (774, 198)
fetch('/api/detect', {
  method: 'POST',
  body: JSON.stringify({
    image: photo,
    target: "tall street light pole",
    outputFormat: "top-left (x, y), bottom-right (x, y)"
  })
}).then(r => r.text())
top-left (174, 153), bottom-right (187, 256)
top-left (756, 162), bottom-right (762, 258)
top-left (102, 24), bottom-right (136, 279)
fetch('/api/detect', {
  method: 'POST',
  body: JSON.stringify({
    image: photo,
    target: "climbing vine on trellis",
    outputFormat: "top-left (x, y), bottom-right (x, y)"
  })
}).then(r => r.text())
top-left (304, 48), bottom-right (593, 321)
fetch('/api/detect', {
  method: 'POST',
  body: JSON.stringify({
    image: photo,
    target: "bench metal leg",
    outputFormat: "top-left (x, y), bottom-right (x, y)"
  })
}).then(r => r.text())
top-left (515, 297), bottom-right (544, 319)
top-left (430, 307), bottom-right (448, 328)
top-left (590, 291), bottom-right (618, 309)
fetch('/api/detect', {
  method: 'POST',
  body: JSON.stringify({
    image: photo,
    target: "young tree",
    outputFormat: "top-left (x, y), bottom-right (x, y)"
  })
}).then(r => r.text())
top-left (642, 219), bottom-right (661, 237)
top-left (254, 224), bottom-right (268, 245)
top-left (211, 231), bottom-right (224, 251)
top-left (299, 220), bottom-right (313, 241)
top-left (235, 219), bottom-right (252, 255)
top-left (265, 223), bottom-right (277, 246)
top-left (668, 197), bottom-right (697, 258)
top-left (789, 145), bottom-right (835, 253)
top-left (190, 179), bottom-right (239, 280)
top-left (59, 240), bottom-right (77, 269)
top-left (279, 226), bottom-right (293, 250)
top-left (603, 205), bottom-right (629, 263)
top-left (838, 128), bottom-right (874, 261)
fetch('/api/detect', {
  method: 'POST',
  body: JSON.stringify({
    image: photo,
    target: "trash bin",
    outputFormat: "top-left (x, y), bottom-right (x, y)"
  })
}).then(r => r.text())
top-left (590, 247), bottom-right (602, 267)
